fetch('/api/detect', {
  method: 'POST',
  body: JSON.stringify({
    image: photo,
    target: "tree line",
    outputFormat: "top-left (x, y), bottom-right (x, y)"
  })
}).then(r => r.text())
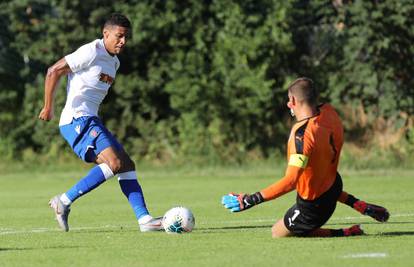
top-left (0, 0), bottom-right (413, 163)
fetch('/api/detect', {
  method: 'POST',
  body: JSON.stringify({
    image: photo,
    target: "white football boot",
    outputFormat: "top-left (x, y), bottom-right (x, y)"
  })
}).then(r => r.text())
top-left (139, 215), bottom-right (164, 232)
top-left (49, 195), bottom-right (71, 232)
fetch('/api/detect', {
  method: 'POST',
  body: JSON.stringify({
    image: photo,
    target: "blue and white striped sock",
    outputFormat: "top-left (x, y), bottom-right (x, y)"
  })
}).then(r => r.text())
top-left (63, 163), bottom-right (114, 204)
top-left (118, 171), bottom-right (150, 221)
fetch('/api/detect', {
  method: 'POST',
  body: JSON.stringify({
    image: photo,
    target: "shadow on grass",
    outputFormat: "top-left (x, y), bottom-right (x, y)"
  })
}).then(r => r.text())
top-left (70, 228), bottom-right (138, 234)
top-left (326, 221), bottom-right (414, 226)
top-left (0, 245), bottom-right (83, 252)
top-left (0, 247), bottom-right (34, 251)
top-left (197, 222), bottom-right (414, 237)
top-left (375, 231), bottom-right (414, 237)
top-left (198, 224), bottom-right (272, 231)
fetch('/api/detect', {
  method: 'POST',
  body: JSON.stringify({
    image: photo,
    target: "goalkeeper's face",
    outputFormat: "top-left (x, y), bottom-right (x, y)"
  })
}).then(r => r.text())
top-left (103, 25), bottom-right (130, 55)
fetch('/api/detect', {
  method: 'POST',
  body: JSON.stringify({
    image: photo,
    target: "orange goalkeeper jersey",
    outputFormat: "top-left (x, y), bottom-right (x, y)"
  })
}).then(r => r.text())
top-left (261, 104), bottom-right (344, 201)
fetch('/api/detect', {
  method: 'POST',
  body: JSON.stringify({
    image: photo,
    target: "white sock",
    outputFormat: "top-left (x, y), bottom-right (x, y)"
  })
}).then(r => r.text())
top-left (138, 215), bottom-right (153, 225)
top-left (60, 193), bottom-right (72, 206)
top-left (99, 163), bottom-right (114, 180)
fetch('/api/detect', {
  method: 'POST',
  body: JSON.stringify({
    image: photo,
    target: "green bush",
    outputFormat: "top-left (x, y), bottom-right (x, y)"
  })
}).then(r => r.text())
top-left (0, 0), bottom-right (413, 165)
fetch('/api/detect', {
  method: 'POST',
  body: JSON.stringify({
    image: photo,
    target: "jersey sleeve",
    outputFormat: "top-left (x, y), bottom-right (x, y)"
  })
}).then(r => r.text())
top-left (260, 166), bottom-right (302, 200)
top-left (293, 121), bottom-right (315, 158)
top-left (64, 42), bottom-right (97, 73)
top-left (260, 122), bottom-right (316, 201)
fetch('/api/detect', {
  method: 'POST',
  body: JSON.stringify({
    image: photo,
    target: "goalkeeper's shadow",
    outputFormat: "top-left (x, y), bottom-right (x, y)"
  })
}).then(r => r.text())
top-left (198, 224), bottom-right (272, 232)
top-left (374, 231), bottom-right (414, 237)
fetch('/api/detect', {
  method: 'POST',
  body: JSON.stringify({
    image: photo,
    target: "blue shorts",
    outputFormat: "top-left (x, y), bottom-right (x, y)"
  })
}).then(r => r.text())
top-left (60, 116), bottom-right (123, 162)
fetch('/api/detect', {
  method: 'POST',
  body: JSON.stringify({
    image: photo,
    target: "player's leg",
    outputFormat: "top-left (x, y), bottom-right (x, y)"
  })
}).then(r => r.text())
top-left (276, 203), bottom-right (364, 237)
top-left (306, 175), bottom-right (363, 237)
top-left (338, 190), bottom-right (390, 222)
top-left (278, 174), bottom-right (361, 238)
top-left (271, 219), bottom-right (293, 238)
top-left (62, 160), bottom-right (114, 204)
top-left (307, 224), bottom-right (363, 237)
top-left (50, 117), bottom-right (117, 231)
top-left (279, 202), bottom-right (363, 238)
top-left (96, 147), bottom-right (163, 232)
top-left (49, 154), bottom-right (115, 231)
top-left (305, 175), bottom-right (365, 237)
top-left (271, 202), bottom-right (311, 238)
top-left (272, 204), bottom-right (349, 238)
top-left (57, 121), bottom-right (120, 207)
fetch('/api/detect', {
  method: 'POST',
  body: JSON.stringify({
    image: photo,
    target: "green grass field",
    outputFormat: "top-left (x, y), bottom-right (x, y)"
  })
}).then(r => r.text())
top-left (1, 164), bottom-right (413, 267)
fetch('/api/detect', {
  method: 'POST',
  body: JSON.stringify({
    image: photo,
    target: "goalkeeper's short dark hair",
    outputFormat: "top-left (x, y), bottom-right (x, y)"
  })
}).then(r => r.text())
top-left (287, 77), bottom-right (319, 106)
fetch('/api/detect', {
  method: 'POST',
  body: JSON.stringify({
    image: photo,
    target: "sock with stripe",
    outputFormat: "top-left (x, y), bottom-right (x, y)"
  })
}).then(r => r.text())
top-left (62, 163), bottom-right (114, 205)
top-left (345, 194), bottom-right (360, 208)
top-left (118, 171), bottom-right (150, 222)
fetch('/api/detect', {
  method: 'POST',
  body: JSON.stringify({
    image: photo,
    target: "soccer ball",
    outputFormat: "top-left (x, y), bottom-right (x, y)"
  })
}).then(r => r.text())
top-left (162, 207), bottom-right (195, 234)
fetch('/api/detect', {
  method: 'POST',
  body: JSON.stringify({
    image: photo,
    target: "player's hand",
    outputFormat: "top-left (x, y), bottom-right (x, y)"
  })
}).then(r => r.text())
top-left (221, 193), bottom-right (242, 212)
top-left (221, 192), bottom-right (264, 212)
top-left (38, 107), bottom-right (54, 121)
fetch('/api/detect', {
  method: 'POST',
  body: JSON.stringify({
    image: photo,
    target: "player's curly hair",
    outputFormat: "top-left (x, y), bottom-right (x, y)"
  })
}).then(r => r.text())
top-left (103, 13), bottom-right (131, 29)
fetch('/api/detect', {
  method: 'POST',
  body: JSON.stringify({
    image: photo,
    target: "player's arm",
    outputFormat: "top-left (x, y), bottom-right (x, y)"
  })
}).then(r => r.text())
top-left (222, 122), bottom-right (314, 212)
top-left (221, 157), bottom-right (306, 212)
top-left (38, 57), bottom-right (71, 121)
top-left (221, 142), bottom-right (312, 212)
top-left (260, 154), bottom-right (308, 200)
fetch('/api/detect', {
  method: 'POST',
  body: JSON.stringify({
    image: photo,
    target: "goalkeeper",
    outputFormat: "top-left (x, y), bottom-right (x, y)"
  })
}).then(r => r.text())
top-left (222, 77), bottom-right (389, 237)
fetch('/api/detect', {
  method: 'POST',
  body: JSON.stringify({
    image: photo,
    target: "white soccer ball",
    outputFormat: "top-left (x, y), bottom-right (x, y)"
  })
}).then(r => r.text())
top-left (162, 206), bottom-right (195, 234)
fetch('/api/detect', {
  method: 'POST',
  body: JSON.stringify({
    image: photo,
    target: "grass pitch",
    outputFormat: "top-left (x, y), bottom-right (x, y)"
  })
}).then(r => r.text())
top-left (0, 164), bottom-right (413, 267)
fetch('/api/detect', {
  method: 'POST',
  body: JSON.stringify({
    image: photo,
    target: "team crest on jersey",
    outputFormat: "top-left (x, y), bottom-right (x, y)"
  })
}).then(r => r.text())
top-left (90, 129), bottom-right (98, 137)
top-left (99, 73), bottom-right (114, 85)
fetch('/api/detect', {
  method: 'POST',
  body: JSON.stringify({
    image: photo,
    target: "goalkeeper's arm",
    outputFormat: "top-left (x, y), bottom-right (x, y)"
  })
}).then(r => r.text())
top-left (260, 165), bottom-right (301, 200)
top-left (222, 165), bottom-right (301, 212)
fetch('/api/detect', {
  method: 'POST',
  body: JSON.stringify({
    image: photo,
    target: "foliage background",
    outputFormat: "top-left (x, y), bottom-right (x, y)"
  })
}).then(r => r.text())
top-left (0, 0), bottom-right (413, 166)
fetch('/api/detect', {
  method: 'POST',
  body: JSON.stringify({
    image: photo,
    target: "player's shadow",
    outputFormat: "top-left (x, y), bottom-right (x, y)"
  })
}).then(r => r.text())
top-left (70, 228), bottom-right (137, 234)
top-left (199, 224), bottom-right (272, 231)
top-left (375, 231), bottom-right (414, 237)
top-left (326, 221), bottom-right (414, 226)
top-left (0, 245), bottom-right (83, 252)
top-left (0, 247), bottom-right (33, 252)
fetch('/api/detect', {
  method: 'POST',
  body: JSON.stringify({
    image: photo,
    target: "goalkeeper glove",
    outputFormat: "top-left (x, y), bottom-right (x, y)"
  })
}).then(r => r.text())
top-left (221, 192), bottom-right (264, 212)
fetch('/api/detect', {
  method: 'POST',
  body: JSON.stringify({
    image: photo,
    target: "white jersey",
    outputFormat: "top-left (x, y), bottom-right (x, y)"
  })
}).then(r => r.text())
top-left (59, 39), bottom-right (120, 126)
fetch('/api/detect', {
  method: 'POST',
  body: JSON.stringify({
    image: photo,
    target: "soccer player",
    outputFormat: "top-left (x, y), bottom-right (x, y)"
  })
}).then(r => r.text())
top-left (38, 13), bottom-right (163, 232)
top-left (222, 77), bottom-right (389, 237)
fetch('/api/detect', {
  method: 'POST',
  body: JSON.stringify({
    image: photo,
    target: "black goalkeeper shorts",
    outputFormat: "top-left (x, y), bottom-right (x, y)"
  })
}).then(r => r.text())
top-left (283, 173), bottom-right (343, 236)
